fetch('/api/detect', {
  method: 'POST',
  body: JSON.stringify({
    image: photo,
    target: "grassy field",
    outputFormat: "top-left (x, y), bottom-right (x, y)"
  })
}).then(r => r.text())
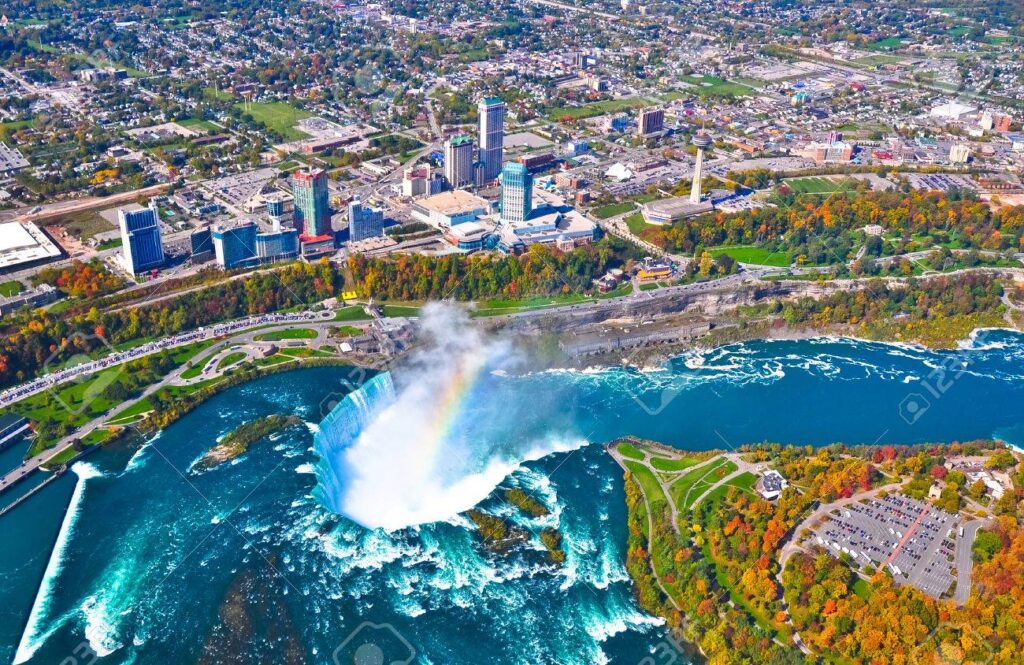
top-left (623, 212), bottom-right (652, 235)
top-left (236, 102), bottom-right (311, 140)
top-left (709, 245), bottom-right (791, 267)
top-left (53, 209), bottom-right (116, 240)
top-left (0, 280), bottom-right (23, 297)
top-left (867, 36), bottom-right (904, 51)
top-left (679, 75), bottom-right (754, 98)
top-left (177, 117), bottom-right (220, 132)
top-left (784, 176), bottom-right (858, 195)
top-left (668, 458), bottom-right (727, 510)
top-left (593, 202), bottom-right (636, 219)
top-left (624, 460), bottom-right (669, 515)
top-left (255, 328), bottom-right (317, 342)
top-left (333, 306), bottom-right (372, 322)
top-left (216, 351), bottom-right (248, 370)
top-left (650, 456), bottom-right (698, 472)
top-left (618, 442), bottom-right (645, 460)
top-left (851, 54), bottom-right (906, 67)
top-left (547, 97), bottom-right (650, 121)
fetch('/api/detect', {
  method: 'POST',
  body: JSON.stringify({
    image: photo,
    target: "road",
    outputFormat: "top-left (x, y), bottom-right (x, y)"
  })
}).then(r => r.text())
top-left (953, 518), bottom-right (988, 605)
top-left (0, 310), bottom-right (354, 493)
top-left (0, 183), bottom-right (170, 224)
top-left (0, 310), bottom-right (335, 410)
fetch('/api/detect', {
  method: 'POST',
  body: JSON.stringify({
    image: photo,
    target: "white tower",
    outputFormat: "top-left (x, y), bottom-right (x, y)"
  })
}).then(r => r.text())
top-left (689, 131), bottom-right (712, 204)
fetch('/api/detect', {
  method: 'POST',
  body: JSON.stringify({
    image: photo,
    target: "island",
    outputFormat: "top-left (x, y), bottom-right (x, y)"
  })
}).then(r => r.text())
top-left (194, 415), bottom-right (304, 472)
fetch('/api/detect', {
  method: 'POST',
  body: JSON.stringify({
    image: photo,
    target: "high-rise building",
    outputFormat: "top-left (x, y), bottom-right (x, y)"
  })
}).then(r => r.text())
top-left (211, 221), bottom-right (258, 269)
top-left (949, 143), bottom-right (971, 164)
top-left (212, 220), bottom-right (298, 269)
top-left (478, 97), bottom-right (506, 181)
top-left (119, 203), bottom-right (165, 274)
top-left (499, 162), bottom-right (533, 224)
top-left (444, 135), bottom-right (476, 189)
top-left (689, 130), bottom-right (712, 204)
top-left (637, 107), bottom-right (665, 137)
top-left (292, 169), bottom-right (331, 239)
top-left (190, 227), bottom-right (214, 263)
top-left (348, 199), bottom-right (386, 242)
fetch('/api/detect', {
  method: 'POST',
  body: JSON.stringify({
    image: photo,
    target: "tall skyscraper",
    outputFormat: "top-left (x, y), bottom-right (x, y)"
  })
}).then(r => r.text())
top-left (119, 203), bottom-right (165, 274)
top-left (348, 199), bottom-right (386, 242)
top-left (212, 220), bottom-right (298, 269)
top-left (444, 135), bottom-right (476, 189)
top-left (689, 130), bottom-right (712, 204)
top-left (478, 96), bottom-right (506, 182)
top-left (292, 168), bottom-right (331, 238)
top-left (499, 162), bottom-right (533, 224)
top-left (638, 107), bottom-right (665, 137)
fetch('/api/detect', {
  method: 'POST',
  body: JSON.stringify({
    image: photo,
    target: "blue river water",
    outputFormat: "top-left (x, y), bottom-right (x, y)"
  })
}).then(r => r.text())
top-left (2, 331), bottom-right (1024, 664)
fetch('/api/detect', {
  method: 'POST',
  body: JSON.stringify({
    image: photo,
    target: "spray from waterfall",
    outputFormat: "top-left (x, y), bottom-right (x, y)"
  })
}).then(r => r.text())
top-left (313, 303), bottom-right (585, 530)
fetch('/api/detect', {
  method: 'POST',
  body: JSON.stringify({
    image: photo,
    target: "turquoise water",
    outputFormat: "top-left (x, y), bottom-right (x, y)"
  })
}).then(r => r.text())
top-left (3, 331), bottom-right (1024, 664)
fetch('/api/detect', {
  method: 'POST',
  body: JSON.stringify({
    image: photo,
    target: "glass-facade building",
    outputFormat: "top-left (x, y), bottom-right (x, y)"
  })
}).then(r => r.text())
top-left (499, 162), bottom-right (532, 224)
top-left (292, 169), bottom-right (331, 238)
top-left (348, 199), bottom-right (386, 242)
top-left (478, 96), bottom-right (505, 182)
top-left (119, 205), bottom-right (165, 274)
top-left (212, 221), bottom-right (298, 269)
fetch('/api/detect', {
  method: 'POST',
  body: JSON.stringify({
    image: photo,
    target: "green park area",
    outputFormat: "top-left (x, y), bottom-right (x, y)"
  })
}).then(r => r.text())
top-left (0, 281), bottom-right (24, 297)
top-left (593, 202), bottom-right (636, 219)
top-left (623, 212), bottom-right (653, 235)
top-left (547, 97), bottom-right (650, 122)
top-left (678, 75), bottom-right (754, 98)
top-left (235, 102), bottom-right (311, 140)
top-left (783, 176), bottom-right (858, 195)
top-left (867, 36), bottom-right (904, 51)
top-left (254, 328), bottom-right (318, 342)
top-left (333, 306), bottom-right (373, 322)
top-left (709, 245), bottom-right (791, 267)
top-left (216, 351), bottom-right (248, 371)
top-left (177, 117), bottom-right (221, 133)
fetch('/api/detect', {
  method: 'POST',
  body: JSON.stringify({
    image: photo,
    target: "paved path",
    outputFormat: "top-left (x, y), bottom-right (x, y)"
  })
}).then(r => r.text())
top-left (953, 518), bottom-right (988, 605)
top-left (608, 445), bottom-right (682, 612)
top-left (0, 313), bottom-right (356, 494)
top-left (687, 455), bottom-right (764, 511)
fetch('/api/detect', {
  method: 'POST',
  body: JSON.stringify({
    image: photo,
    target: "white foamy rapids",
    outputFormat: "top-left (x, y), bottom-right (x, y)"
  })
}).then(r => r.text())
top-left (81, 595), bottom-right (123, 658)
top-left (14, 463), bottom-right (103, 665)
top-left (123, 431), bottom-right (162, 474)
top-left (340, 432), bottom-right (587, 532)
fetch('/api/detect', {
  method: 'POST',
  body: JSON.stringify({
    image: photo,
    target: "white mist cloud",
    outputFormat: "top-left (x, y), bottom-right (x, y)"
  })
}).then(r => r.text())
top-left (315, 303), bottom-right (585, 531)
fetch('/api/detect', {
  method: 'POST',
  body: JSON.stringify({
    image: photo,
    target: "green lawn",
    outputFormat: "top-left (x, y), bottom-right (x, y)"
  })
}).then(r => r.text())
top-left (624, 212), bottom-right (652, 235)
top-left (650, 456), bottom-right (698, 472)
top-left (547, 97), bottom-right (649, 121)
top-left (593, 202), bottom-right (636, 219)
top-left (683, 461), bottom-right (738, 510)
top-left (784, 176), bottom-right (858, 195)
top-left (0, 280), bottom-right (23, 297)
top-left (216, 351), bottom-right (248, 370)
top-left (708, 245), bottom-right (791, 267)
top-left (618, 442), bottom-right (646, 460)
top-left (382, 305), bottom-right (421, 318)
top-left (333, 306), bottom-right (372, 321)
top-left (236, 102), bottom-right (311, 140)
top-left (177, 117), bottom-right (220, 132)
top-left (255, 328), bottom-right (317, 342)
top-left (853, 577), bottom-right (873, 600)
top-left (668, 458), bottom-right (727, 509)
top-left (851, 54), bottom-right (906, 67)
top-left (679, 75), bottom-right (754, 98)
top-left (624, 460), bottom-right (668, 514)
top-left (867, 36), bottom-right (904, 51)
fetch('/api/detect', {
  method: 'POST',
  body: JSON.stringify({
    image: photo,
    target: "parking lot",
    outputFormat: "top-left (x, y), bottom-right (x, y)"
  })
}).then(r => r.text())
top-left (806, 493), bottom-right (960, 599)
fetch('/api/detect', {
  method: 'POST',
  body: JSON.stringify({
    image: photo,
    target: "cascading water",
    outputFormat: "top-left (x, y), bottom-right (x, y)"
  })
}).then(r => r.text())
top-left (311, 304), bottom-right (587, 531)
